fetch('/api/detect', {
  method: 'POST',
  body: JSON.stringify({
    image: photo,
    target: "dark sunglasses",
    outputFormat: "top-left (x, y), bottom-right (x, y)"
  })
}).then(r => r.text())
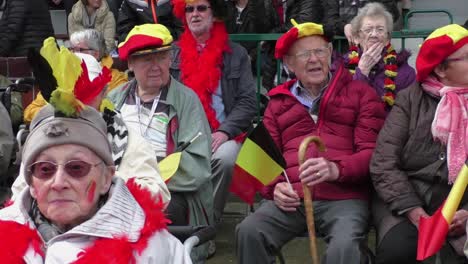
top-left (28, 160), bottom-right (103, 179)
top-left (185, 5), bottom-right (211, 13)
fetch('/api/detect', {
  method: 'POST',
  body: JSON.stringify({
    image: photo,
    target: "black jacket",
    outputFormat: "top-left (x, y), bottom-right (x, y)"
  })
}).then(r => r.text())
top-left (271, 0), bottom-right (323, 33)
top-left (225, 0), bottom-right (279, 52)
top-left (225, 0), bottom-right (279, 35)
top-left (0, 0), bottom-right (54, 57)
top-left (117, 0), bottom-right (183, 42)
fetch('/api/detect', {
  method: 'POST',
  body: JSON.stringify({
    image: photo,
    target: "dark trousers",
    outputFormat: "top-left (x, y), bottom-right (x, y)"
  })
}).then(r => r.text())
top-left (376, 220), bottom-right (467, 264)
top-left (166, 192), bottom-right (189, 226)
top-left (236, 199), bottom-right (370, 264)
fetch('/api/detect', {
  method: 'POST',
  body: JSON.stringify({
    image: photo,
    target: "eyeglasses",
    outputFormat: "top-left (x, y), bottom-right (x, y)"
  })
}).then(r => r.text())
top-left (292, 48), bottom-right (329, 62)
top-left (71, 47), bottom-right (95, 53)
top-left (445, 54), bottom-right (468, 63)
top-left (185, 5), bottom-right (211, 13)
top-left (135, 51), bottom-right (171, 66)
top-left (28, 160), bottom-right (103, 179)
top-left (360, 27), bottom-right (387, 35)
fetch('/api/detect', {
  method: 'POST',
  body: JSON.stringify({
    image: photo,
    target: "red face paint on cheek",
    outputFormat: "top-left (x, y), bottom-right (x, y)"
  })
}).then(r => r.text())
top-left (87, 181), bottom-right (97, 203)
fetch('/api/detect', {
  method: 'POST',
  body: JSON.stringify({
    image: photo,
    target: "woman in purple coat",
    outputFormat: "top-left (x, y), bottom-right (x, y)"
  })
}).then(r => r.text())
top-left (344, 2), bottom-right (415, 112)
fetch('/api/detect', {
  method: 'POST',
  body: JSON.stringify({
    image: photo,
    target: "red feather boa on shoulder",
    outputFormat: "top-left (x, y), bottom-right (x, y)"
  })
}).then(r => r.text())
top-left (0, 221), bottom-right (44, 262)
top-left (0, 179), bottom-right (169, 263)
top-left (178, 22), bottom-right (230, 130)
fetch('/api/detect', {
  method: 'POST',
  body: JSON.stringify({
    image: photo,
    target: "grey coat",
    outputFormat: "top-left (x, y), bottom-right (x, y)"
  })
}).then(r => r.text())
top-left (0, 102), bottom-right (14, 179)
top-left (170, 41), bottom-right (257, 139)
top-left (370, 83), bottom-right (468, 253)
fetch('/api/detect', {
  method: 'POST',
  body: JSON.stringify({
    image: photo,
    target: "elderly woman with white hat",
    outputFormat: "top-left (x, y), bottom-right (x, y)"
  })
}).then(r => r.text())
top-left (0, 42), bottom-right (190, 263)
top-left (370, 24), bottom-right (468, 263)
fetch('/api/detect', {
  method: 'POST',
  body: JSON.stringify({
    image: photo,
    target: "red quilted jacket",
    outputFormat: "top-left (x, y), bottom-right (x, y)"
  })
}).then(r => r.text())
top-left (260, 64), bottom-right (386, 201)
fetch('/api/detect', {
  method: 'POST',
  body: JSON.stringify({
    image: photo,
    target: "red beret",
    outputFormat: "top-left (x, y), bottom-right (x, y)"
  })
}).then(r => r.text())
top-left (416, 24), bottom-right (468, 82)
top-left (275, 19), bottom-right (332, 59)
top-left (118, 24), bottom-right (173, 61)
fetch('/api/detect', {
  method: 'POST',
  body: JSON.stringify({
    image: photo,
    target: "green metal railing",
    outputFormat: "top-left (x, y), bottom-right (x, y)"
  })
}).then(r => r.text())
top-left (229, 9), bottom-right (453, 119)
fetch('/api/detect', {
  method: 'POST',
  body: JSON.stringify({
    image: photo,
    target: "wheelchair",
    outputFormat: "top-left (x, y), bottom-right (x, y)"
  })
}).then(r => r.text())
top-left (0, 77), bottom-right (35, 205)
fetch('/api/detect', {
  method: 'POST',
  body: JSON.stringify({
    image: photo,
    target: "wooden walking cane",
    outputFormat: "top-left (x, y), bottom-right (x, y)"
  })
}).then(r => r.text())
top-left (298, 136), bottom-right (326, 264)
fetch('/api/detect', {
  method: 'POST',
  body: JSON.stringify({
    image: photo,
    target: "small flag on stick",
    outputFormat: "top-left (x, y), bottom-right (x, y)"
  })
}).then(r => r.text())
top-left (417, 161), bottom-right (468, 260)
top-left (229, 123), bottom-right (286, 204)
top-left (158, 132), bottom-right (202, 182)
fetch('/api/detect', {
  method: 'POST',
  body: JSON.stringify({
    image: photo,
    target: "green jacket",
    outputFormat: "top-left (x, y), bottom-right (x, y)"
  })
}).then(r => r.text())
top-left (108, 77), bottom-right (213, 261)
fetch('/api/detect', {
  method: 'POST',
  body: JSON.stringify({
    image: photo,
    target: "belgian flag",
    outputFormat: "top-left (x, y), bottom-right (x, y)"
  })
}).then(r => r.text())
top-left (417, 161), bottom-right (468, 260)
top-left (229, 123), bottom-right (286, 204)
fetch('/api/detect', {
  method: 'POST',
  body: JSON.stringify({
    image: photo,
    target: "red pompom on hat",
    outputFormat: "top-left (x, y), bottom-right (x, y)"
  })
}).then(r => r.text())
top-left (118, 24), bottom-right (173, 61)
top-left (416, 24), bottom-right (468, 82)
top-left (275, 19), bottom-right (333, 59)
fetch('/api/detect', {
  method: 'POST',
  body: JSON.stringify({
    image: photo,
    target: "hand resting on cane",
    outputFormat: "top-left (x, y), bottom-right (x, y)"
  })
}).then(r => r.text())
top-left (299, 157), bottom-right (340, 187)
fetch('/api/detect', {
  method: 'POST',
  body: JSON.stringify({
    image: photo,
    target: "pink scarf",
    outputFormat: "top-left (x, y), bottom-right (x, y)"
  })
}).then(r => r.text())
top-left (421, 75), bottom-right (468, 183)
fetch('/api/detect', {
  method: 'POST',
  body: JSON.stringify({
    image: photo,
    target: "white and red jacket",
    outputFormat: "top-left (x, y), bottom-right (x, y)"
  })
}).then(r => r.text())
top-left (0, 178), bottom-right (191, 263)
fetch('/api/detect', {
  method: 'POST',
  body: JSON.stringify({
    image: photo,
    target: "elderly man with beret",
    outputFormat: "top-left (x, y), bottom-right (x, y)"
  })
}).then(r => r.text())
top-left (235, 20), bottom-right (386, 264)
top-left (108, 23), bottom-right (213, 262)
top-left (109, 21), bottom-right (213, 241)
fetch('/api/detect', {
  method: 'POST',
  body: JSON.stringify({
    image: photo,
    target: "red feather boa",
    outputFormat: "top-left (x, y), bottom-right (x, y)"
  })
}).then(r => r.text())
top-left (0, 221), bottom-right (44, 262)
top-left (0, 179), bottom-right (169, 263)
top-left (178, 22), bottom-right (230, 130)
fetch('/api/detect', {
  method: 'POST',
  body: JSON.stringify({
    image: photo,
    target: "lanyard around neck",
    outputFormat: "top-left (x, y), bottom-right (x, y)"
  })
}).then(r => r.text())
top-left (135, 89), bottom-right (160, 137)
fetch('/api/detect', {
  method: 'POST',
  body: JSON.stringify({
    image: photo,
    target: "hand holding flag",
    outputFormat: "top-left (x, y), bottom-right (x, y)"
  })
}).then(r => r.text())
top-left (158, 132), bottom-right (202, 182)
top-left (229, 123), bottom-right (286, 204)
top-left (417, 161), bottom-right (468, 260)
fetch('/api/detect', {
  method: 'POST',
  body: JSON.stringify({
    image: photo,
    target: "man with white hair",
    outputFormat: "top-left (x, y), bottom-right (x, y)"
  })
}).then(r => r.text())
top-left (236, 21), bottom-right (386, 264)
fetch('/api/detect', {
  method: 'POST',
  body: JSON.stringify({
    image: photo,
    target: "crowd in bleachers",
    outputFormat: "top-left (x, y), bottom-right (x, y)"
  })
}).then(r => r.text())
top-left (0, 0), bottom-right (468, 263)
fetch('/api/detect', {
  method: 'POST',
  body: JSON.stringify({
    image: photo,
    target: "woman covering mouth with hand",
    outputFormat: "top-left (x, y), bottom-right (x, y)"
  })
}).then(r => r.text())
top-left (344, 2), bottom-right (416, 112)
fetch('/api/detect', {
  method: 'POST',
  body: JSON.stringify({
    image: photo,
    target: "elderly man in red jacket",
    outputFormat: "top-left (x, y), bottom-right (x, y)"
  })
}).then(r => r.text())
top-left (235, 20), bottom-right (386, 264)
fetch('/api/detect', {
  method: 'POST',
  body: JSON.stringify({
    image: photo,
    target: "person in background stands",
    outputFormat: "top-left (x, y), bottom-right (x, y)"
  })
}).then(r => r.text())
top-left (224, 0), bottom-right (279, 59)
top-left (106, 0), bottom-right (122, 21)
top-left (0, 0), bottom-right (54, 56)
top-left (48, 0), bottom-right (77, 18)
top-left (117, 0), bottom-right (183, 42)
top-left (68, 0), bottom-right (116, 53)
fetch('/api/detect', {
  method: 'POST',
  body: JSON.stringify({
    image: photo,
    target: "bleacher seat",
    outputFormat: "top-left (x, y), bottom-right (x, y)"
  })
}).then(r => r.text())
top-left (50, 9), bottom-right (68, 38)
top-left (0, 57), bottom-right (33, 80)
